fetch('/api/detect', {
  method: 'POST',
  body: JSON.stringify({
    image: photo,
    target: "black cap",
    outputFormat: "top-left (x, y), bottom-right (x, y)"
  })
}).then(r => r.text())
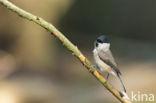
top-left (97, 35), bottom-right (110, 43)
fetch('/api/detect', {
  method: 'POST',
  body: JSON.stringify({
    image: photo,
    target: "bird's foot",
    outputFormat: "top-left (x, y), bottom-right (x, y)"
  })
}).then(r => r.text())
top-left (90, 65), bottom-right (98, 72)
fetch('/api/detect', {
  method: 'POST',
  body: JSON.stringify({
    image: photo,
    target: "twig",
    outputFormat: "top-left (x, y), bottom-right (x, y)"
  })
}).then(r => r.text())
top-left (0, 0), bottom-right (132, 103)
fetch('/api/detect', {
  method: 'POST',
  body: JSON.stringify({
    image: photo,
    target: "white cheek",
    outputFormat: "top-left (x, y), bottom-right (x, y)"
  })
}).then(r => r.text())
top-left (97, 43), bottom-right (110, 51)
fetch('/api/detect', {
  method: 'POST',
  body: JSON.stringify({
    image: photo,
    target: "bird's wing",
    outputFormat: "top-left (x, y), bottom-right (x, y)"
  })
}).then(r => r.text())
top-left (98, 49), bottom-right (121, 75)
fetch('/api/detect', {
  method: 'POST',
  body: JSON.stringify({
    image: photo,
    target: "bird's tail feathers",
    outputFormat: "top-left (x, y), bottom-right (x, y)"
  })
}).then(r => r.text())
top-left (117, 74), bottom-right (126, 93)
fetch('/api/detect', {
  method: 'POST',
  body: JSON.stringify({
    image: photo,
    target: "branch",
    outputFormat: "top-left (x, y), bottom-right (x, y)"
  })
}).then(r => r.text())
top-left (0, 0), bottom-right (132, 103)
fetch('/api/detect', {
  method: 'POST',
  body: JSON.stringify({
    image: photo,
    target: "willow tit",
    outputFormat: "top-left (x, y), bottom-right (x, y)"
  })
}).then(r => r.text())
top-left (93, 35), bottom-right (126, 93)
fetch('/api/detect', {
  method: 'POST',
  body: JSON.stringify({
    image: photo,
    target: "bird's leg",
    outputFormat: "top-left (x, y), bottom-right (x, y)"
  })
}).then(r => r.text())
top-left (106, 73), bottom-right (109, 81)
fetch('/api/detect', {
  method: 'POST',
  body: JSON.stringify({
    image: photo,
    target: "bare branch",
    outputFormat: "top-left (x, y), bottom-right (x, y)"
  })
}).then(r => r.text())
top-left (0, 0), bottom-right (132, 103)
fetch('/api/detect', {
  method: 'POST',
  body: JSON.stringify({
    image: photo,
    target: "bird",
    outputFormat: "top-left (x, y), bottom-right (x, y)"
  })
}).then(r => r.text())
top-left (93, 35), bottom-right (126, 93)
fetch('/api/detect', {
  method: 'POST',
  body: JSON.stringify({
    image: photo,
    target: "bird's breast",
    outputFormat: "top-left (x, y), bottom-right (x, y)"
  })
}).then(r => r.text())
top-left (93, 49), bottom-right (112, 72)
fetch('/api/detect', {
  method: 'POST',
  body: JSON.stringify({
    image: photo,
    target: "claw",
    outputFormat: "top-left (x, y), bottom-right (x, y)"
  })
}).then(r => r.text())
top-left (93, 65), bottom-right (97, 69)
top-left (91, 65), bottom-right (97, 72)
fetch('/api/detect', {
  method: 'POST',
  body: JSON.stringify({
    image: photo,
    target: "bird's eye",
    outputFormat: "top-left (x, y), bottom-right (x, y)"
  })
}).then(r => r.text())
top-left (97, 39), bottom-right (103, 43)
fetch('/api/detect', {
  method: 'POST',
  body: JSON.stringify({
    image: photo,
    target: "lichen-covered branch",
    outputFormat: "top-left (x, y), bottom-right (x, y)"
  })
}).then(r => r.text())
top-left (0, 0), bottom-right (132, 103)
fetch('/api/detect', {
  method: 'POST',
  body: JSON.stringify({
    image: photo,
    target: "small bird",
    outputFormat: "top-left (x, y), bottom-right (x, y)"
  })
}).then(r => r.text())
top-left (93, 35), bottom-right (126, 93)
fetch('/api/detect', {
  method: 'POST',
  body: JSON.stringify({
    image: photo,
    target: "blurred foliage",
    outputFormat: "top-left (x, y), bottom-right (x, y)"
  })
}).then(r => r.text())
top-left (59, 0), bottom-right (156, 42)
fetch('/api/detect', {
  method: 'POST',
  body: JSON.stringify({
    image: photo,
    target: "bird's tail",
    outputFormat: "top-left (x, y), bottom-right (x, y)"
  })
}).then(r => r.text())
top-left (117, 74), bottom-right (126, 93)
